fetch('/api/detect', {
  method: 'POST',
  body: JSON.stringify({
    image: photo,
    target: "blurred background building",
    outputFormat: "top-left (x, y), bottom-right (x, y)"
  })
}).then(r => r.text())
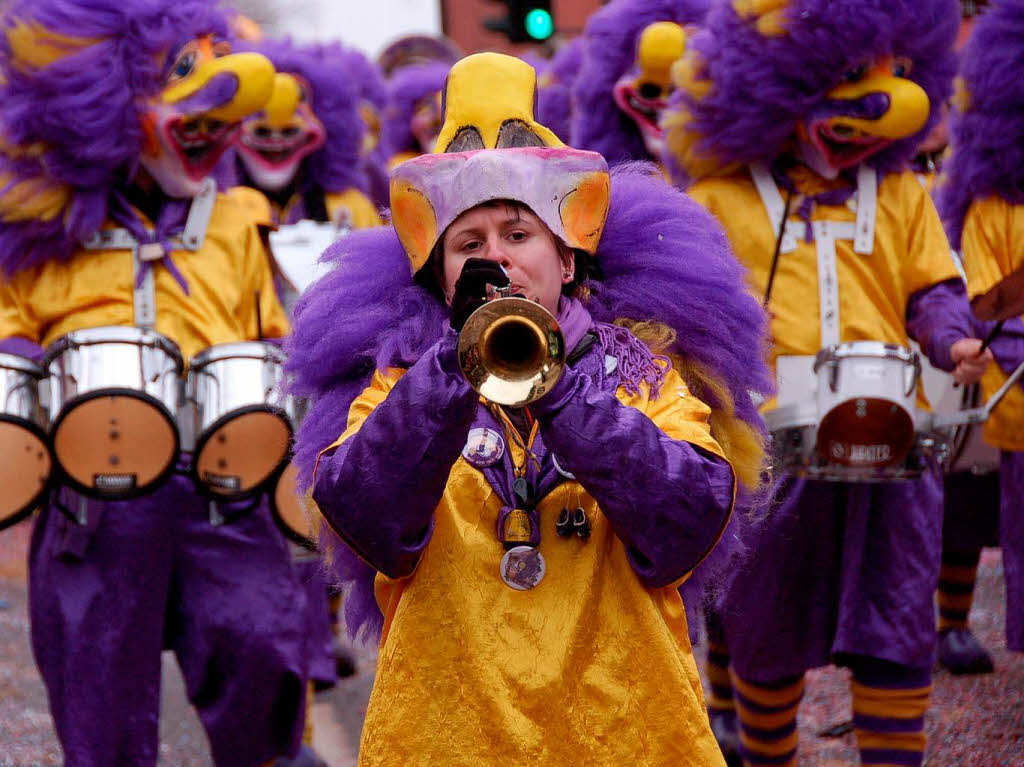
top-left (233, 0), bottom-right (602, 56)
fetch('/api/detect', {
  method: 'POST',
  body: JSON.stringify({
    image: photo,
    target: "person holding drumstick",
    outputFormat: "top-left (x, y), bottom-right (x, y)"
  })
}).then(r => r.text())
top-left (940, 0), bottom-right (1024, 667)
top-left (0, 2), bottom-right (311, 764)
top-left (664, 1), bottom-right (990, 764)
top-left (287, 52), bottom-right (773, 765)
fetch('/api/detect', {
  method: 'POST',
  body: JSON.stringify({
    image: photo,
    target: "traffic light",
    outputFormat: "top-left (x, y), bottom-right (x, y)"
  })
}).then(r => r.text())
top-left (485, 1), bottom-right (555, 44)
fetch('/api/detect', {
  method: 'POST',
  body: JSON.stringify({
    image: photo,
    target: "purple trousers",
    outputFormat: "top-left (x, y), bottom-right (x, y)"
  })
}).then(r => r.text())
top-left (29, 463), bottom-right (308, 767)
top-left (1001, 452), bottom-right (1024, 651)
top-left (720, 466), bottom-right (943, 683)
top-left (294, 558), bottom-right (337, 689)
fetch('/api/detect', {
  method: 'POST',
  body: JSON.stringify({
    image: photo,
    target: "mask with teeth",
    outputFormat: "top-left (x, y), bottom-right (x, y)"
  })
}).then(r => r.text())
top-left (410, 92), bottom-right (443, 154)
top-left (237, 73), bottom-right (327, 193)
top-left (139, 35), bottom-right (275, 198)
top-left (612, 21), bottom-right (688, 161)
top-left (797, 57), bottom-right (930, 176)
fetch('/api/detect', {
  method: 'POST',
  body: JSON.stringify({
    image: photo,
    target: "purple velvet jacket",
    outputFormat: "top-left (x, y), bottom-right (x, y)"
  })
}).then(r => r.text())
top-left (313, 316), bottom-right (735, 589)
top-left (906, 279), bottom-right (978, 373)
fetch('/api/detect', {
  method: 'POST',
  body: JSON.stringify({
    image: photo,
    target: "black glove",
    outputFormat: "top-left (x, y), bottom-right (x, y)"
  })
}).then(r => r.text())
top-left (450, 258), bottom-right (510, 331)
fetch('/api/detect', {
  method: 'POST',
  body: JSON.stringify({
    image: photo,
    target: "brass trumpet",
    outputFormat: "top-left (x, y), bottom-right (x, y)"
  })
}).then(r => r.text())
top-left (457, 287), bottom-right (565, 407)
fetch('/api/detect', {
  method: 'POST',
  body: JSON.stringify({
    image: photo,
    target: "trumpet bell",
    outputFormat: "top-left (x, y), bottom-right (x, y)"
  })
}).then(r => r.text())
top-left (458, 296), bottom-right (565, 406)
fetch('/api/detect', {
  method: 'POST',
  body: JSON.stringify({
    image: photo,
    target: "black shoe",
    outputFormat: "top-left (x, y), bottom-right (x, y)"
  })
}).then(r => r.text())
top-left (332, 636), bottom-right (358, 678)
top-left (710, 710), bottom-right (742, 766)
top-left (938, 628), bottom-right (995, 675)
top-left (273, 745), bottom-right (328, 767)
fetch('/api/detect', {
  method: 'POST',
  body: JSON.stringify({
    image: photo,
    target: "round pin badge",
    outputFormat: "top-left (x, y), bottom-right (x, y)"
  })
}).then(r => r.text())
top-left (499, 546), bottom-right (546, 590)
top-left (462, 427), bottom-right (505, 467)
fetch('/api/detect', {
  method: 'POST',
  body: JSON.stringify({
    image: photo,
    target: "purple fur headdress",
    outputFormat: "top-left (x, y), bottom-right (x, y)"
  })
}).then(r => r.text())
top-left (939, 0), bottom-right (1024, 249)
top-left (242, 38), bottom-right (369, 196)
top-left (382, 61), bottom-right (451, 157)
top-left (286, 163), bottom-right (771, 642)
top-left (571, 0), bottom-right (710, 164)
top-left (536, 38), bottom-right (585, 144)
top-left (666, 0), bottom-right (959, 184)
top-left (340, 45), bottom-right (391, 206)
top-left (0, 0), bottom-right (230, 276)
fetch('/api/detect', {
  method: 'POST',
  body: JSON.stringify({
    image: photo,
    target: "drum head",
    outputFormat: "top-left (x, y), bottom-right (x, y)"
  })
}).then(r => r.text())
top-left (52, 391), bottom-right (178, 498)
top-left (195, 408), bottom-right (291, 498)
top-left (272, 463), bottom-right (318, 550)
top-left (817, 398), bottom-right (915, 468)
top-left (0, 418), bottom-right (51, 529)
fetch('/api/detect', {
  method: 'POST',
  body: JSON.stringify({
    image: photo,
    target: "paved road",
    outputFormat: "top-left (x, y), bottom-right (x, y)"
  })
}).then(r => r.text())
top-left (1, 523), bottom-right (1021, 766)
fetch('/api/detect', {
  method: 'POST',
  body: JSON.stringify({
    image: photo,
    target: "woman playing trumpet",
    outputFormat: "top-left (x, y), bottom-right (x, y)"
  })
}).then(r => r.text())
top-left (288, 52), bottom-right (772, 765)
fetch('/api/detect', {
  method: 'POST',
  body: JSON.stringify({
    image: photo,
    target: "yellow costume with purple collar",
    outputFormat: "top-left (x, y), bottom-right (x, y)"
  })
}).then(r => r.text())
top-left (0, 188), bottom-right (288, 359)
top-left (324, 366), bottom-right (729, 766)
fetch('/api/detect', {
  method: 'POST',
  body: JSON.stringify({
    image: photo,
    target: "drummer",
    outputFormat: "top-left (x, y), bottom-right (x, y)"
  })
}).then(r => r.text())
top-left (664, 1), bottom-right (989, 765)
top-left (232, 38), bottom-right (382, 230)
top-left (939, 0), bottom-right (1024, 665)
top-left (0, 2), bottom-right (310, 765)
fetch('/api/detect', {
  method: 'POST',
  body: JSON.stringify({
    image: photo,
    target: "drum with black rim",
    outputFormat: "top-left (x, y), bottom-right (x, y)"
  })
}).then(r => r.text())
top-left (270, 461), bottom-right (318, 551)
top-left (0, 353), bottom-right (52, 528)
top-left (45, 327), bottom-right (182, 498)
top-left (188, 342), bottom-right (293, 499)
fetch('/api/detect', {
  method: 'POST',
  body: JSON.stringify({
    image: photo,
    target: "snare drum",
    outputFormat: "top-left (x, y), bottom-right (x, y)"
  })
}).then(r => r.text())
top-left (189, 342), bottom-right (293, 498)
top-left (814, 342), bottom-right (920, 469)
top-left (0, 354), bottom-right (52, 528)
top-left (765, 342), bottom-right (940, 482)
top-left (45, 327), bottom-right (183, 498)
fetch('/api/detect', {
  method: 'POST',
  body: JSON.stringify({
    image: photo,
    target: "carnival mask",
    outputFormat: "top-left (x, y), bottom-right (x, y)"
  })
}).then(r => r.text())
top-left (612, 21), bottom-right (687, 159)
top-left (410, 92), bottom-right (443, 154)
top-left (140, 35), bottom-right (275, 198)
top-left (237, 73), bottom-right (327, 192)
top-left (360, 101), bottom-right (383, 155)
top-left (798, 58), bottom-right (930, 175)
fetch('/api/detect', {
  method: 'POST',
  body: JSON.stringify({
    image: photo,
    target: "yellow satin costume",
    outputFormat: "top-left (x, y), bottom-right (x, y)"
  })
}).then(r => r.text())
top-left (320, 366), bottom-right (731, 767)
top-left (959, 195), bottom-right (1024, 450)
top-left (0, 187), bottom-right (288, 358)
top-left (689, 169), bottom-right (961, 391)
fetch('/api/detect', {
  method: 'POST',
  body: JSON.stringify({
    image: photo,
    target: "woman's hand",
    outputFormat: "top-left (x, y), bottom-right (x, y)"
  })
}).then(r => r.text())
top-left (450, 258), bottom-right (509, 331)
top-left (950, 338), bottom-right (993, 385)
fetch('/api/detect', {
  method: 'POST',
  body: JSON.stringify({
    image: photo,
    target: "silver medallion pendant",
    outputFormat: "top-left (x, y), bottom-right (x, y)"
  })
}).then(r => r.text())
top-left (462, 427), bottom-right (505, 468)
top-left (499, 546), bottom-right (546, 590)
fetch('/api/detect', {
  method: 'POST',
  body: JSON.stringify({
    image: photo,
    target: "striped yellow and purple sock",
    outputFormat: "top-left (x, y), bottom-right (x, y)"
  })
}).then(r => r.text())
top-left (851, 664), bottom-right (931, 767)
top-left (731, 671), bottom-right (804, 766)
top-left (937, 549), bottom-right (981, 632)
top-left (706, 639), bottom-right (737, 719)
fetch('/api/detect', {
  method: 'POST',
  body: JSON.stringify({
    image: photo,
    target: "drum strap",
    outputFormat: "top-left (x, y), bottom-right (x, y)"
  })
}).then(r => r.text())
top-left (80, 179), bottom-right (217, 329)
top-left (813, 221), bottom-right (854, 347)
top-left (750, 164), bottom-right (879, 348)
top-left (750, 163), bottom-right (798, 255)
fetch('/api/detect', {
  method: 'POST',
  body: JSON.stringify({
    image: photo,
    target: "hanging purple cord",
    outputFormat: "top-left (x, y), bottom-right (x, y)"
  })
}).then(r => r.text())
top-left (594, 322), bottom-right (669, 398)
top-left (108, 189), bottom-right (192, 295)
top-left (770, 158), bottom-right (858, 243)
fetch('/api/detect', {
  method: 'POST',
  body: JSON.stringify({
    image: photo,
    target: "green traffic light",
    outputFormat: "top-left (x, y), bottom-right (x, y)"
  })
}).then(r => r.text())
top-left (525, 8), bottom-right (554, 41)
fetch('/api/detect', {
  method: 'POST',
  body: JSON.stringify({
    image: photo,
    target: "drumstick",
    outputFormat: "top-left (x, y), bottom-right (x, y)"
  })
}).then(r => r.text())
top-left (763, 189), bottom-right (794, 310)
top-left (255, 290), bottom-right (263, 341)
top-left (979, 319), bottom-right (1004, 355)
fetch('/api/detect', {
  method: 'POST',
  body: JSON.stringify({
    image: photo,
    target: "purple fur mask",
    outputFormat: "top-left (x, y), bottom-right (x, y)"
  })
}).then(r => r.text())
top-left (234, 38), bottom-right (369, 202)
top-left (665, 0), bottom-right (959, 185)
top-left (383, 62), bottom-right (451, 157)
top-left (0, 0), bottom-right (274, 276)
top-left (571, 0), bottom-right (710, 165)
top-left (939, 0), bottom-right (1024, 249)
